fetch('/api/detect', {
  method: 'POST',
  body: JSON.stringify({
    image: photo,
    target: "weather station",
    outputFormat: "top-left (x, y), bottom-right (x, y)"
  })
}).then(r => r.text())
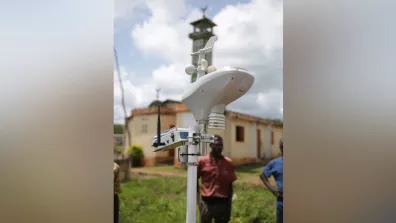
top-left (151, 9), bottom-right (255, 223)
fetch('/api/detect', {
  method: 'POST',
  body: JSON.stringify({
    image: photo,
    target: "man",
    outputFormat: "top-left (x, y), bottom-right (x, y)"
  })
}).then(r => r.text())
top-left (260, 138), bottom-right (283, 223)
top-left (197, 135), bottom-right (237, 223)
top-left (114, 162), bottom-right (121, 223)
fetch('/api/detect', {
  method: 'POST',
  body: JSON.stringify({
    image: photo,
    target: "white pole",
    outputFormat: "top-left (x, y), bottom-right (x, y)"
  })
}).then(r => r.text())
top-left (186, 46), bottom-right (207, 223)
top-left (186, 123), bottom-right (198, 223)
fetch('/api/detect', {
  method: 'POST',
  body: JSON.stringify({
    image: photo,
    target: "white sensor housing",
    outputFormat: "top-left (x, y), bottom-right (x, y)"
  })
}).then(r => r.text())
top-left (152, 127), bottom-right (189, 152)
top-left (181, 66), bottom-right (254, 125)
top-left (207, 65), bottom-right (217, 73)
top-left (185, 65), bottom-right (196, 75)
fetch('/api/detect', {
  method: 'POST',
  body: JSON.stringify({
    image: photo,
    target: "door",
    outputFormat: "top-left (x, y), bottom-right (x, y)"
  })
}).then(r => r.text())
top-left (256, 129), bottom-right (262, 158)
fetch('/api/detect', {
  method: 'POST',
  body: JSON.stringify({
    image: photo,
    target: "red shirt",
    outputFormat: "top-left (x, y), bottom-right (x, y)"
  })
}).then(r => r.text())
top-left (198, 154), bottom-right (237, 198)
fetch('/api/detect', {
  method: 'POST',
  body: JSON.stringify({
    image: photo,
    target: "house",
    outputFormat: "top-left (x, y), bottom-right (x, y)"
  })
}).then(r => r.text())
top-left (124, 100), bottom-right (283, 167)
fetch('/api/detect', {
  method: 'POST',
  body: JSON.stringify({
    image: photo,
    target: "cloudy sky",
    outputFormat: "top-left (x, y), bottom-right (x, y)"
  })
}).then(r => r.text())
top-left (114, 0), bottom-right (283, 124)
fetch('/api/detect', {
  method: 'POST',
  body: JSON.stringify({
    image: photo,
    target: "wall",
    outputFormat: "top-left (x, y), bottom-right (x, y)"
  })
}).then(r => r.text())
top-left (125, 109), bottom-right (285, 167)
top-left (173, 113), bottom-right (283, 167)
top-left (256, 123), bottom-right (270, 160)
top-left (258, 124), bottom-right (273, 161)
top-left (227, 117), bottom-right (256, 166)
top-left (223, 115), bottom-right (283, 165)
top-left (126, 114), bottom-right (176, 166)
top-left (271, 125), bottom-right (283, 158)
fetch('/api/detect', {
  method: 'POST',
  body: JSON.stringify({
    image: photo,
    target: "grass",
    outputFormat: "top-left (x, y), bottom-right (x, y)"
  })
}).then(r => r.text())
top-left (144, 165), bottom-right (186, 173)
top-left (143, 163), bottom-right (264, 179)
top-left (119, 175), bottom-right (276, 223)
top-left (233, 163), bottom-right (264, 180)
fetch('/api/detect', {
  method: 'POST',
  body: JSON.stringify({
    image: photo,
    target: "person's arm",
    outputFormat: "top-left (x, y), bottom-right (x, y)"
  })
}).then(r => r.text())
top-left (114, 163), bottom-right (121, 194)
top-left (260, 162), bottom-right (279, 197)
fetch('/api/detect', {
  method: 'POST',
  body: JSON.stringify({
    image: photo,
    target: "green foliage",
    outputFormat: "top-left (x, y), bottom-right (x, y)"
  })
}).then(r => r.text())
top-left (127, 145), bottom-right (144, 159)
top-left (114, 124), bottom-right (124, 134)
top-left (119, 177), bottom-right (276, 223)
top-left (115, 145), bottom-right (123, 153)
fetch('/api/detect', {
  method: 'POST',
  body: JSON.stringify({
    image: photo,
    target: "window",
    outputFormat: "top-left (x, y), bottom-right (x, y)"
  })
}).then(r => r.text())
top-left (141, 124), bottom-right (148, 133)
top-left (235, 126), bottom-right (245, 142)
top-left (271, 131), bottom-right (274, 145)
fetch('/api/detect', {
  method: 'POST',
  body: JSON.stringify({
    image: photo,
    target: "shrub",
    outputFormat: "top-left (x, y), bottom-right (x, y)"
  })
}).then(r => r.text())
top-left (114, 145), bottom-right (123, 153)
top-left (128, 145), bottom-right (144, 158)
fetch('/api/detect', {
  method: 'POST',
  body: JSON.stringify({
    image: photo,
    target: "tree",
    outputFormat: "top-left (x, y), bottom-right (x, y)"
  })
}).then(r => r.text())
top-left (114, 124), bottom-right (124, 134)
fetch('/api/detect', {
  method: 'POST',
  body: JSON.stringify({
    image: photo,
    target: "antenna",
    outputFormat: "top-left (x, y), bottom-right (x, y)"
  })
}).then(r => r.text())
top-left (153, 88), bottom-right (165, 147)
top-left (201, 6), bottom-right (208, 17)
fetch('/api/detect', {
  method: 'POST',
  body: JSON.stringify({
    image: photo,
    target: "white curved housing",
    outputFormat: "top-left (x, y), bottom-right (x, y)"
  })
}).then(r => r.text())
top-left (181, 66), bottom-right (255, 123)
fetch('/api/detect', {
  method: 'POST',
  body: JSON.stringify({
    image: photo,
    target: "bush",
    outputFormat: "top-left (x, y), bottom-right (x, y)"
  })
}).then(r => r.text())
top-left (114, 145), bottom-right (123, 153)
top-left (128, 145), bottom-right (144, 158)
top-left (128, 145), bottom-right (144, 167)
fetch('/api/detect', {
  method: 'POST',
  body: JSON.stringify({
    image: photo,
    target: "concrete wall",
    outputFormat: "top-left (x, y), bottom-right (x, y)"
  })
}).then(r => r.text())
top-left (271, 125), bottom-right (283, 158)
top-left (225, 115), bottom-right (259, 166)
top-left (255, 123), bottom-right (270, 160)
top-left (125, 114), bottom-right (176, 166)
top-left (263, 124), bottom-right (273, 161)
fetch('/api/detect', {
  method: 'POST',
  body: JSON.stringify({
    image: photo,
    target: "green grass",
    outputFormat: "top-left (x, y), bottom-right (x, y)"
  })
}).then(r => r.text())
top-left (144, 165), bottom-right (186, 173)
top-left (119, 176), bottom-right (276, 223)
top-left (234, 163), bottom-right (263, 180)
top-left (144, 163), bottom-right (264, 179)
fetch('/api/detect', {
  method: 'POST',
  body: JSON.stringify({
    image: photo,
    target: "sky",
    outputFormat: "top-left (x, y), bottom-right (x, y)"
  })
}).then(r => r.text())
top-left (114, 0), bottom-right (283, 124)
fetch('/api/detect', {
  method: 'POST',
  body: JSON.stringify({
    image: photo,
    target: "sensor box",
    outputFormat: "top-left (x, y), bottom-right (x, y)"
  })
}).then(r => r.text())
top-left (152, 127), bottom-right (189, 152)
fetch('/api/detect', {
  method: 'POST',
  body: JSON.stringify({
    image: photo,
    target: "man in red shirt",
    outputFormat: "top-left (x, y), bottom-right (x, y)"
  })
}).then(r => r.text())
top-left (197, 135), bottom-right (237, 223)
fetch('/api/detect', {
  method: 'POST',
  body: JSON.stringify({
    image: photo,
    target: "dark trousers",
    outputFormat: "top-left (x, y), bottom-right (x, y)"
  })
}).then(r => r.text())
top-left (114, 194), bottom-right (119, 223)
top-left (200, 197), bottom-right (231, 223)
top-left (276, 199), bottom-right (283, 223)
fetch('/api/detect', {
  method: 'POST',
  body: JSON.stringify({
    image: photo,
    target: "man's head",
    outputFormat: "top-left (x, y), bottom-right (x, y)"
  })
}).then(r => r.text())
top-left (279, 138), bottom-right (283, 154)
top-left (210, 134), bottom-right (223, 156)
